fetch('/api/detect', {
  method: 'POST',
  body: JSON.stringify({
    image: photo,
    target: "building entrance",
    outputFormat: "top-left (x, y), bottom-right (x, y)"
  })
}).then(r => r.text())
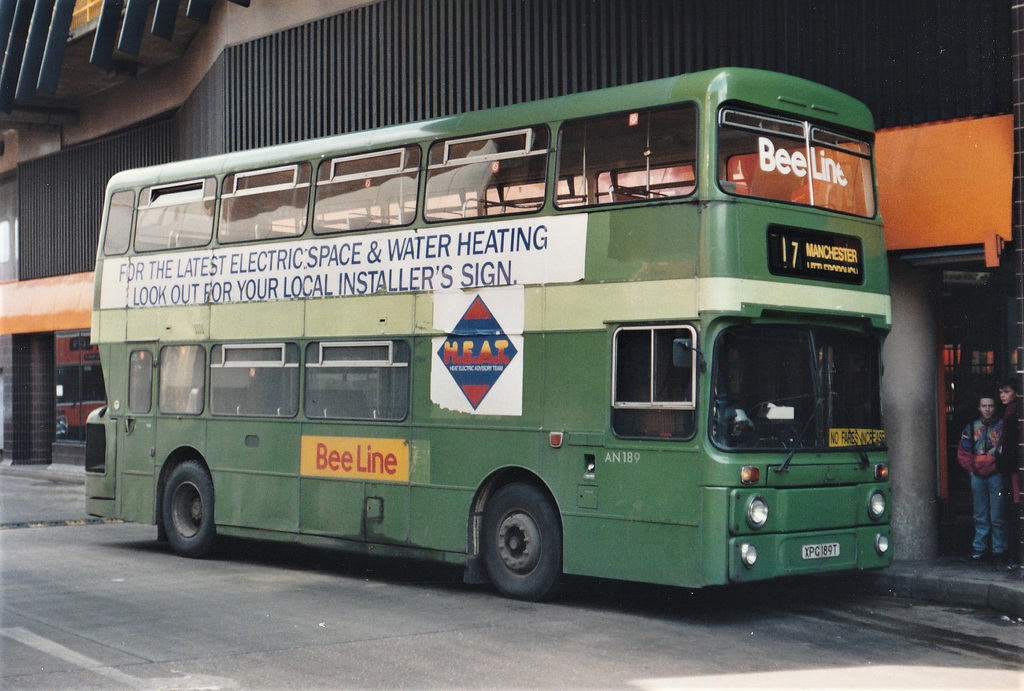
top-left (940, 268), bottom-right (1015, 556)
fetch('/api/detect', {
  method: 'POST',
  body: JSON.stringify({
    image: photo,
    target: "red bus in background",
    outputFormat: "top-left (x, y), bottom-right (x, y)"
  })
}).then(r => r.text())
top-left (56, 331), bottom-right (105, 442)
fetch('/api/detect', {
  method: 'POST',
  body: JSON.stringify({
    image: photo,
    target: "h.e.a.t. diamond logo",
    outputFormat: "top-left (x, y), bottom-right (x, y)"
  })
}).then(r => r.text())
top-left (436, 295), bottom-right (518, 409)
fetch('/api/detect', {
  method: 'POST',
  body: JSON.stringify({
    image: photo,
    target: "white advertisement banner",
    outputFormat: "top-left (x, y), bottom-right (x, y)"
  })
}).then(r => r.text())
top-left (99, 214), bottom-right (587, 310)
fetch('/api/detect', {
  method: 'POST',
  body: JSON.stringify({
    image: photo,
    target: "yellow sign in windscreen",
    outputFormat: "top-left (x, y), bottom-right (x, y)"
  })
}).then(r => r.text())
top-left (829, 428), bottom-right (886, 447)
top-left (301, 436), bottom-right (409, 482)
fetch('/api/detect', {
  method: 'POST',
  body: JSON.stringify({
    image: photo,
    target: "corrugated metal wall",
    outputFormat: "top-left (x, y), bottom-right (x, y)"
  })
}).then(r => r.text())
top-left (221, 0), bottom-right (1011, 152)
top-left (176, 57), bottom-right (226, 161)
top-left (18, 120), bottom-right (174, 280)
top-left (16, 0), bottom-right (1012, 278)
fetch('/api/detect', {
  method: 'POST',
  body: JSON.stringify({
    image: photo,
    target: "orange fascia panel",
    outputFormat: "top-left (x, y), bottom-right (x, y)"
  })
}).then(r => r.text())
top-left (876, 115), bottom-right (1013, 265)
top-left (0, 272), bottom-right (94, 335)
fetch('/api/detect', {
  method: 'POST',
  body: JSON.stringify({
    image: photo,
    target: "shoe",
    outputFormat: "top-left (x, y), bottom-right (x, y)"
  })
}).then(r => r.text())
top-left (994, 554), bottom-right (1017, 571)
top-left (969, 551), bottom-right (988, 564)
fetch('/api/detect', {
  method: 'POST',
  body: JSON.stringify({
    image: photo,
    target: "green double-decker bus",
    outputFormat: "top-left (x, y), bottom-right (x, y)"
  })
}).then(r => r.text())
top-left (86, 67), bottom-right (892, 600)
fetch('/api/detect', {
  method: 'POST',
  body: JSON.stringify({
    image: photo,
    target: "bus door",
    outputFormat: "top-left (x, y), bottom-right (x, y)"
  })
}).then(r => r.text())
top-left (109, 345), bottom-right (158, 522)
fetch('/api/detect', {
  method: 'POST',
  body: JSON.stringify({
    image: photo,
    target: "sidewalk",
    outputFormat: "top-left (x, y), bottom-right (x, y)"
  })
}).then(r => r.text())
top-left (857, 556), bottom-right (1024, 620)
top-left (3, 462), bottom-right (1024, 618)
top-left (0, 460), bottom-right (87, 484)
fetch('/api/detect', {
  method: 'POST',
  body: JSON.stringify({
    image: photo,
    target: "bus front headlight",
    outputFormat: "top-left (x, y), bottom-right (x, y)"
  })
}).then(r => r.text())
top-left (868, 490), bottom-right (886, 520)
top-left (746, 495), bottom-right (769, 529)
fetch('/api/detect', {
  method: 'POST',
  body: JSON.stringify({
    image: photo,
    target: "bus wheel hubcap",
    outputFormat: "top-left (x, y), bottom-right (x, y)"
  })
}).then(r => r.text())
top-left (497, 512), bottom-right (540, 574)
top-left (171, 481), bottom-right (203, 538)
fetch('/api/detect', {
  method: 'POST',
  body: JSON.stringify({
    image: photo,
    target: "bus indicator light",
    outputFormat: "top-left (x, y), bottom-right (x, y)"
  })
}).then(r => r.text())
top-left (740, 466), bottom-right (760, 484)
top-left (740, 543), bottom-right (758, 569)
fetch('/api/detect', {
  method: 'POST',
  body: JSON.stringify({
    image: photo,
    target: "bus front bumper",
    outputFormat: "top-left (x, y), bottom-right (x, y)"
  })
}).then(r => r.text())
top-left (728, 525), bottom-right (892, 583)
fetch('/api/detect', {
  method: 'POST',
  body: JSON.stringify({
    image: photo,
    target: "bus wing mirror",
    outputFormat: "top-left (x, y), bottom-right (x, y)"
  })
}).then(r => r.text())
top-left (673, 337), bottom-right (705, 372)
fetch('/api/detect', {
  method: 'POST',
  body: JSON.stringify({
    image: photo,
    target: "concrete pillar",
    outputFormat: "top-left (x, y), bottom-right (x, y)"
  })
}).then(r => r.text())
top-left (882, 259), bottom-right (940, 560)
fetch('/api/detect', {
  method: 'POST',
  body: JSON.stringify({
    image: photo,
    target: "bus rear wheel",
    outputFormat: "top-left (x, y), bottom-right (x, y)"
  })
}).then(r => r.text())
top-left (481, 482), bottom-right (562, 601)
top-left (162, 460), bottom-right (216, 558)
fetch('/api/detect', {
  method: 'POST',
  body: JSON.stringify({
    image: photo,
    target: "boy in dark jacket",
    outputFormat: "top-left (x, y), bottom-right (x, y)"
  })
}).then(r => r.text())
top-left (996, 379), bottom-right (1019, 569)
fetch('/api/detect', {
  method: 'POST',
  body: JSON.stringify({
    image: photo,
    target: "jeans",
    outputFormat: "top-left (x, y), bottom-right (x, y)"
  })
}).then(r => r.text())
top-left (971, 473), bottom-right (1007, 555)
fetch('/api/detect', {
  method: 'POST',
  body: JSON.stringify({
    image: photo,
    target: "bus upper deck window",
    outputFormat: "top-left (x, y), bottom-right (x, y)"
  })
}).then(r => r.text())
top-left (313, 147), bottom-right (420, 233)
top-left (219, 163), bottom-right (311, 244)
top-left (556, 104), bottom-right (698, 208)
top-left (717, 108), bottom-right (876, 218)
top-left (135, 179), bottom-right (216, 252)
top-left (102, 190), bottom-right (134, 255)
top-left (424, 126), bottom-right (549, 221)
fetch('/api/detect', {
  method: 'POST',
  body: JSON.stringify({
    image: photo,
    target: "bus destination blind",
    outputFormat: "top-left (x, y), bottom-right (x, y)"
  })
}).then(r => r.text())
top-left (767, 226), bottom-right (863, 285)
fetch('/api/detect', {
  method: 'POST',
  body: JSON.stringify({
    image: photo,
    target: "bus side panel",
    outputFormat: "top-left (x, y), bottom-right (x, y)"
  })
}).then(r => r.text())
top-left (538, 330), bottom-right (606, 440)
top-left (118, 470), bottom-right (156, 525)
top-left (408, 485), bottom-right (472, 553)
top-left (364, 482), bottom-right (409, 544)
top-left (699, 487), bottom-right (732, 585)
top-left (86, 343), bottom-right (120, 505)
top-left (154, 416), bottom-right (207, 511)
top-left (206, 419), bottom-right (300, 533)
top-left (561, 516), bottom-right (703, 587)
top-left (299, 478), bottom-right (364, 540)
top-left (585, 204), bottom-right (701, 283)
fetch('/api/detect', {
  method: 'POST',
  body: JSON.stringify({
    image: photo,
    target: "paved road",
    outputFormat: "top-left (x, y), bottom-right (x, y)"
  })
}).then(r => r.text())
top-left (1, 470), bottom-right (1022, 689)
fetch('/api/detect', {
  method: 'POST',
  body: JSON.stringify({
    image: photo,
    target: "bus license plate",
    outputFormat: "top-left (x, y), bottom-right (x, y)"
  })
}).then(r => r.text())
top-left (802, 542), bottom-right (840, 560)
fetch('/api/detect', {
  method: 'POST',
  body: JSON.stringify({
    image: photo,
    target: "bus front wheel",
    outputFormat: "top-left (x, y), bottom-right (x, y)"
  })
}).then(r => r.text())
top-left (162, 460), bottom-right (216, 558)
top-left (481, 482), bottom-right (562, 601)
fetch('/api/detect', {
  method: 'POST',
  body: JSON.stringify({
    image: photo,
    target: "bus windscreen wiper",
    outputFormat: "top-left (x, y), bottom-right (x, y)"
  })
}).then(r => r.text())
top-left (774, 396), bottom-right (824, 473)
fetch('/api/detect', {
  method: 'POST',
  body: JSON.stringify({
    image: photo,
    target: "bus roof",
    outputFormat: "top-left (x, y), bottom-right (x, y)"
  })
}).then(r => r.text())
top-left (106, 67), bottom-right (874, 193)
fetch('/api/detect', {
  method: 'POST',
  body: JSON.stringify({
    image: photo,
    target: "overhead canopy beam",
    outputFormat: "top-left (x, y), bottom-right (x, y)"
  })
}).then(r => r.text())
top-left (117, 0), bottom-right (151, 56)
top-left (0, 0), bottom-right (246, 112)
top-left (0, 0), bottom-right (33, 113)
top-left (36, 0), bottom-right (75, 94)
top-left (150, 0), bottom-right (180, 40)
top-left (16, 0), bottom-right (56, 103)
